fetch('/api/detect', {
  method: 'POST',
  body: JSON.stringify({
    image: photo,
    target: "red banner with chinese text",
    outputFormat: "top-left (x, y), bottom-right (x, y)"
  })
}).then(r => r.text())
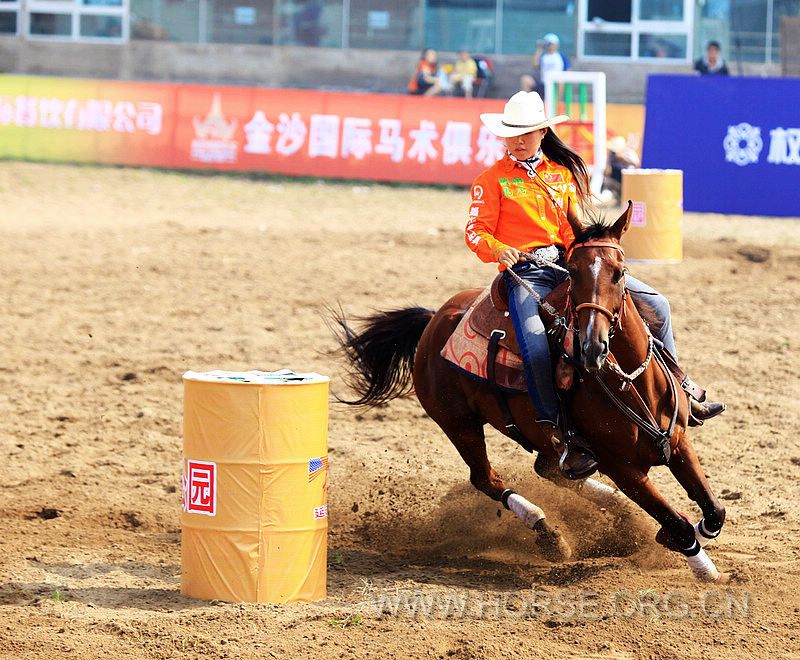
top-left (0, 75), bottom-right (599, 185)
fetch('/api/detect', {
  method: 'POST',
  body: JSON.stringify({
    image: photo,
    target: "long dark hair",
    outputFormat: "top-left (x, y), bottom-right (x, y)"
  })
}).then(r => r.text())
top-left (541, 129), bottom-right (590, 208)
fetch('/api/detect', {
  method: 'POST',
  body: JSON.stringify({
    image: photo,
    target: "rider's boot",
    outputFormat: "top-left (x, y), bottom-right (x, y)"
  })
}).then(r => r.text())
top-left (688, 399), bottom-right (726, 426)
top-left (538, 422), bottom-right (598, 480)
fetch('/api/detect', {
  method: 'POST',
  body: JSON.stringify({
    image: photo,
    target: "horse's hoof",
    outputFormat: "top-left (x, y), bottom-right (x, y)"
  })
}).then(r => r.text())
top-left (532, 519), bottom-right (572, 562)
top-left (713, 572), bottom-right (731, 585)
top-left (692, 567), bottom-right (727, 583)
top-left (535, 531), bottom-right (573, 562)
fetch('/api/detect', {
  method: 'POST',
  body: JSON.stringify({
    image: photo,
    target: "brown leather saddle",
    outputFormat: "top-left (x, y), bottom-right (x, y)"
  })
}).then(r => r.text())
top-left (467, 273), bottom-right (519, 354)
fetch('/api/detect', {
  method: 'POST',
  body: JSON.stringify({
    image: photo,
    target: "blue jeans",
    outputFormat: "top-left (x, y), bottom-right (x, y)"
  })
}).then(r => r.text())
top-left (506, 262), bottom-right (675, 422)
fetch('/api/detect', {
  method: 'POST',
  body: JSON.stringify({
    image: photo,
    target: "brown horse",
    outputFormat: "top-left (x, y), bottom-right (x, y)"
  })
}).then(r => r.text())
top-left (331, 203), bottom-right (727, 582)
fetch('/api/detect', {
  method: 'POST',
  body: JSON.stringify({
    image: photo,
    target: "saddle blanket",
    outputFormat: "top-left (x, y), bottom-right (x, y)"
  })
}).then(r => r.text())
top-left (440, 288), bottom-right (527, 392)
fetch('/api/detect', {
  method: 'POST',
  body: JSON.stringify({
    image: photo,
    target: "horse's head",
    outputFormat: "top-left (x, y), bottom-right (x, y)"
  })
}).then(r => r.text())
top-left (564, 201), bottom-right (633, 371)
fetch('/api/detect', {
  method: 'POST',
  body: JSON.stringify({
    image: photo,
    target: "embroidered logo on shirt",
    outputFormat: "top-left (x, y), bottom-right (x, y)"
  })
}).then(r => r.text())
top-left (543, 172), bottom-right (564, 184)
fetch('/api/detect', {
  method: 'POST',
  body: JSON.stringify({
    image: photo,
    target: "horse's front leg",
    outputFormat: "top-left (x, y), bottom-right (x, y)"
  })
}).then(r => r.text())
top-left (667, 434), bottom-right (726, 548)
top-left (604, 465), bottom-right (727, 583)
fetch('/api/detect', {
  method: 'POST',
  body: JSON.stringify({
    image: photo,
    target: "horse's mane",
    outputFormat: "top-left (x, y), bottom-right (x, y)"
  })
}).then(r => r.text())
top-left (573, 211), bottom-right (613, 244)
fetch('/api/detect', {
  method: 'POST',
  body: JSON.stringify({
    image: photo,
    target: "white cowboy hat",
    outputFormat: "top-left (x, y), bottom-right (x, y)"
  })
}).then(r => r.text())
top-left (480, 91), bottom-right (569, 139)
top-left (607, 135), bottom-right (628, 153)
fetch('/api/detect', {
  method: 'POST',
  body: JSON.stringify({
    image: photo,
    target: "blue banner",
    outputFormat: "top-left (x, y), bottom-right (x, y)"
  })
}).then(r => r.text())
top-left (642, 74), bottom-right (800, 217)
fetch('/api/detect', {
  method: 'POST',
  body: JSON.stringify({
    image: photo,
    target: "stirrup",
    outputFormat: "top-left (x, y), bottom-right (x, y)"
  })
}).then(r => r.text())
top-left (557, 433), bottom-right (599, 480)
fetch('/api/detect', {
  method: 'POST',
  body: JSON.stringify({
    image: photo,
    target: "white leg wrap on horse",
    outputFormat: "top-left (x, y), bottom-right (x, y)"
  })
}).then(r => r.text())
top-left (686, 547), bottom-right (720, 581)
top-left (577, 478), bottom-right (620, 507)
top-left (694, 519), bottom-right (721, 548)
top-left (581, 478), bottom-right (616, 498)
top-left (507, 493), bottom-right (546, 530)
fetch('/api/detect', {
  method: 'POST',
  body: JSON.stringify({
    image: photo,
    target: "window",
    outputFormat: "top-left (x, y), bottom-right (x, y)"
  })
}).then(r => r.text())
top-left (129, 0), bottom-right (345, 46)
top-left (25, 0), bottom-right (128, 40)
top-left (80, 13), bottom-right (122, 37)
top-left (30, 12), bottom-right (72, 35)
top-left (350, 0), bottom-right (422, 50)
top-left (502, 0), bottom-right (575, 56)
top-left (587, 0), bottom-right (630, 22)
top-left (424, 0), bottom-right (494, 53)
top-left (579, 0), bottom-right (692, 61)
top-left (585, 31), bottom-right (631, 57)
top-left (130, 0), bottom-right (201, 41)
top-left (638, 32), bottom-right (686, 58)
top-left (208, 0), bottom-right (276, 44)
top-left (708, 0), bottom-right (799, 65)
top-left (0, 0), bottom-right (19, 34)
top-left (278, 0), bottom-right (344, 47)
top-left (638, 0), bottom-right (682, 21)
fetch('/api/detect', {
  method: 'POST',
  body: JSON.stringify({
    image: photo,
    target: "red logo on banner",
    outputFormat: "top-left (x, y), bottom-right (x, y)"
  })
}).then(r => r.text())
top-left (183, 460), bottom-right (217, 515)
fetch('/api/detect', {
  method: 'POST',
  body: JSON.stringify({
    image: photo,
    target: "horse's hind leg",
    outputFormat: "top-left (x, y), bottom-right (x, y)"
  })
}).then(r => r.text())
top-left (668, 436), bottom-right (726, 547)
top-left (439, 420), bottom-right (572, 562)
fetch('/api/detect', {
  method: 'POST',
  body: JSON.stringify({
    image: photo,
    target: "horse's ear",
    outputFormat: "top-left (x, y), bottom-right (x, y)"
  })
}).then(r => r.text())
top-left (566, 198), bottom-right (584, 238)
top-left (611, 200), bottom-right (633, 239)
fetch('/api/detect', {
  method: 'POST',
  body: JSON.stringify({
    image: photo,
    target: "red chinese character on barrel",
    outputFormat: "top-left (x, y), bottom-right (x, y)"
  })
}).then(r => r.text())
top-left (183, 460), bottom-right (217, 516)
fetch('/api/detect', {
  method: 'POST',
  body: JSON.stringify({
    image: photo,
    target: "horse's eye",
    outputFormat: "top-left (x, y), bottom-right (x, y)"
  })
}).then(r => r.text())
top-left (612, 268), bottom-right (624, 284)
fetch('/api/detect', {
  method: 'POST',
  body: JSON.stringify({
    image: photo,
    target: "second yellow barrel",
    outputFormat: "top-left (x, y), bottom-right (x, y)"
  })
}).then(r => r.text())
top-left (620, 168), bottom-right (683, 263)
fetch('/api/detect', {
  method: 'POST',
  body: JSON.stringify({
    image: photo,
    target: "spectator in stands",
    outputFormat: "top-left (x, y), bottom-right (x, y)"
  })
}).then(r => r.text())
top-left (531, 33), bottom-right (569, 97)
top-left (450, 49), bottom-right (479, 98)
top-left (408, 48), bottom-right (442, 96)
top-left (694, 41), bottom-right (730, 75)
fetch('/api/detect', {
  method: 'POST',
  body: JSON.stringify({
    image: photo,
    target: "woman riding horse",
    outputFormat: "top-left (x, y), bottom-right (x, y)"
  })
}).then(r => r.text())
top-left (465, 91), bottom-right (724, 478)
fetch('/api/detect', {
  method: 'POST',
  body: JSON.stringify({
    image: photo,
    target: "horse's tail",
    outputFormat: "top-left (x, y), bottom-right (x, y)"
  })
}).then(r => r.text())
top-left (329, 306), bottom-right (435, 407)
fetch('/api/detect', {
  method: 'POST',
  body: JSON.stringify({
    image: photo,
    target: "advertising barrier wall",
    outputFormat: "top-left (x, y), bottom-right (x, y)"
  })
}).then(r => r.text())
top-left (0, 74), bottom-right (503, 185)
top-left (642, 74), bottom-right (800, 218)
top-left (0, 74), bottom-right (634, 186)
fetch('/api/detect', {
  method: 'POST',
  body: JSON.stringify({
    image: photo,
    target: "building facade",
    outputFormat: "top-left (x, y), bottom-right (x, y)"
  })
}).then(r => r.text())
top-left (0, 1), bottom-right (795, 100)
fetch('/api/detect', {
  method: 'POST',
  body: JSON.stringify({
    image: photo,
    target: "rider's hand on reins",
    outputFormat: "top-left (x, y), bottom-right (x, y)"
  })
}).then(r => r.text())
top-left (498, 247), bottom-right (522, 269)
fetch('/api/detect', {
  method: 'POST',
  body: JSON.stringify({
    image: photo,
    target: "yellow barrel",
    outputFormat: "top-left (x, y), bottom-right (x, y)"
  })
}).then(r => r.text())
top-left (620, 168), bottom-right (683, 263)
top-left (181, 369), bottom-right (329, 603)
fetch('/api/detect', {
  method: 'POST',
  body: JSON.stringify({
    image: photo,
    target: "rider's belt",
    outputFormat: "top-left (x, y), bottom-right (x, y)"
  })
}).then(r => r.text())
top-left (529, 244), bottom-right (563, 263)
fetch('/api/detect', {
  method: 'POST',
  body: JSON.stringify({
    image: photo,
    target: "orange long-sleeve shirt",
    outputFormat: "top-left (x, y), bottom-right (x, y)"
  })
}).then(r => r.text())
top-left (465, 153), bottom-right (579, 269)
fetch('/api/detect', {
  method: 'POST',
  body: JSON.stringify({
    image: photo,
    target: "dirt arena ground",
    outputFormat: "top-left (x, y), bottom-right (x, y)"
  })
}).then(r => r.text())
top-left (1, 161), bottom-right (799, 659)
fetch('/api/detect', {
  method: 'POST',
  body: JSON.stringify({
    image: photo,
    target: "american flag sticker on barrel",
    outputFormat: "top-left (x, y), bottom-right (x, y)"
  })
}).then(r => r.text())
top-left (308, 456), bottom-right (328, 482)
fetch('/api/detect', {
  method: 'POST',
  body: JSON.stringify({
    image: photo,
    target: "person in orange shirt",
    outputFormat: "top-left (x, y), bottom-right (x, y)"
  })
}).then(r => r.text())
top-left (466, 91), bottom-right (724, 478)
top-left (407, 48), bottom-right (442, 97)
